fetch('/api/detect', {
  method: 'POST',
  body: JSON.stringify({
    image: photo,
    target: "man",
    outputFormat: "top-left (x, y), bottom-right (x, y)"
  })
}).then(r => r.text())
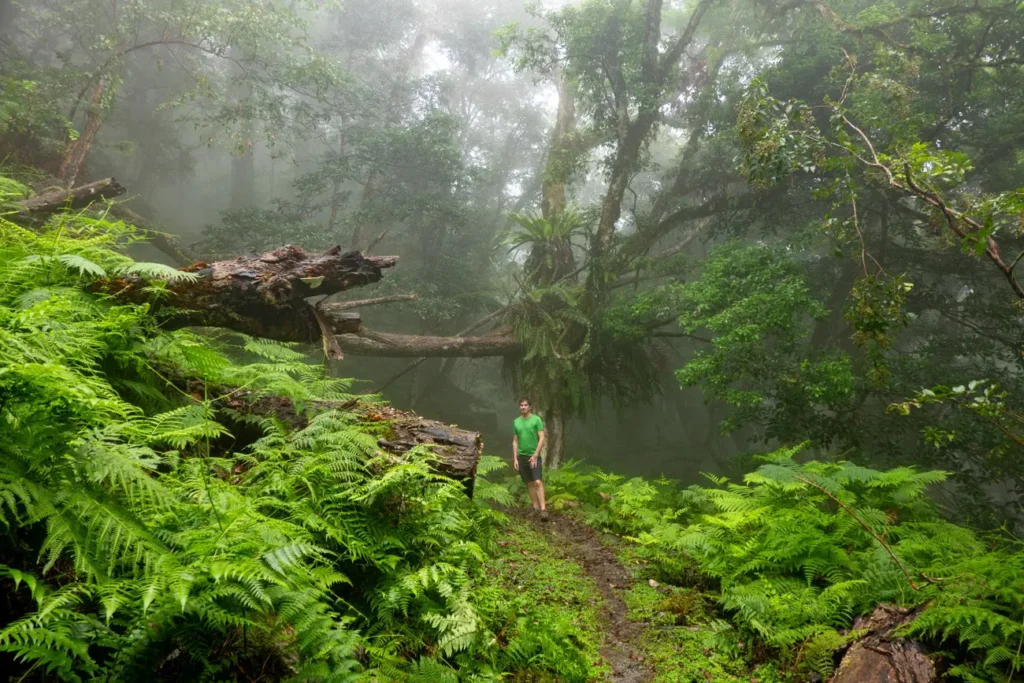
top-left (512, 397), bottom-right (548, 520)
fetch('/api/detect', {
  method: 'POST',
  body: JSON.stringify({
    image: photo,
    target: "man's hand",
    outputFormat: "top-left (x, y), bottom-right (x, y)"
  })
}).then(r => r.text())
top-left (513, 456), bottom-right (519, 471)
top-left (529, 454), bottom-right (539, 468)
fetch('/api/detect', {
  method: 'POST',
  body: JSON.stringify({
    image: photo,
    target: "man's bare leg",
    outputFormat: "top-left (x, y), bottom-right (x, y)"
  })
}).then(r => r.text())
top-left (527, 481), bottom-right (541, 509)
top-left (535, 480), bottom-right (546, 511)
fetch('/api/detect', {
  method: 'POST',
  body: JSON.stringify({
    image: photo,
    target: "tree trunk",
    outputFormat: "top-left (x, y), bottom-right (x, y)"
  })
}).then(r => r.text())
top-left (830, 604), bottom-right (935, 683)
top-left (107, 204), bottom-right (193, 267)
top-left (541, 72), bottom-right (577, 221)
top-left (351, 169), bottom-right (380, 251)
top-left (59, 78), bottom-right (108, 187)
top-left (543, 406), bottom-right (566, 469)
top-left (91, 241), bottom-right (521, 357)
top-left (228, 45), bottom-right (257, 211)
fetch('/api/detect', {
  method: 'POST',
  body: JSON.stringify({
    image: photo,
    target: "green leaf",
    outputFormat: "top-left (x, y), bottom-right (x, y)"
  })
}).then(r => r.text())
top-left (58, 254), bottom-right (106, 277)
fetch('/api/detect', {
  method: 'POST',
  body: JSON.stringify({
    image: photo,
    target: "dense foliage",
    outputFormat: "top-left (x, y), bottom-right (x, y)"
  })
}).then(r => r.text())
top-left (3, 0), bottom-right (1024, 678)
top-left (0, 191), bottom-right (606, 681)
top-left (533, 455), bottom-right (1024, 680)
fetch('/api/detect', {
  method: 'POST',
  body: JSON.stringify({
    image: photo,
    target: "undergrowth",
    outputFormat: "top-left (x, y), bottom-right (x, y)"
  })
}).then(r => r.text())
top-left (0, 178), bottom-right (591, 681)
top-left (476, 512), bottom-right (608, 682)
top-left (4, 172), bottom-right (1023, 682)
top-left (510, 451), bottom-right (1024, 681)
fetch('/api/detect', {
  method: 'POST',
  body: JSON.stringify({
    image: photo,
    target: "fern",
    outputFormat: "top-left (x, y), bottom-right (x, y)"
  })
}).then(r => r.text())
top-left (0, 185), bottom-right (509, 681)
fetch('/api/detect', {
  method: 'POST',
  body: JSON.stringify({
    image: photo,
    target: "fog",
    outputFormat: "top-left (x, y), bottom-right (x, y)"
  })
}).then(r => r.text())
top-left (3, 0), bottom-right (1023, 522)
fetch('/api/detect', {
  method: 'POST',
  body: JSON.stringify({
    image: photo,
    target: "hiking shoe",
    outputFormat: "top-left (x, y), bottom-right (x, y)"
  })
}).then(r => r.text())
top-left (540, 509), bottom-right (549, 522)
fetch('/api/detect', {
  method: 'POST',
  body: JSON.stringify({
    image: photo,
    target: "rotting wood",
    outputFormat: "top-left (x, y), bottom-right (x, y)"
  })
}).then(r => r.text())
top-left (94, 245), bottom-right (397, 343)
top-left (193, 382), bottom-right (483, 486)
top-left (16, 178), bottom-right (126, 215)
top-left (830, 603), bottom-right (935, 683)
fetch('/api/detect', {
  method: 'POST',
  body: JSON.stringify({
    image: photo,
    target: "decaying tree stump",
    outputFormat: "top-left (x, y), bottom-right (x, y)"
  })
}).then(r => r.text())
top-left (830, 603), bottom-right (936, 683)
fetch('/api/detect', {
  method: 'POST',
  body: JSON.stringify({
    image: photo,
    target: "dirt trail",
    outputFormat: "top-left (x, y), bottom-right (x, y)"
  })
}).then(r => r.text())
top-left (508, 508), bottom-right (653, 683)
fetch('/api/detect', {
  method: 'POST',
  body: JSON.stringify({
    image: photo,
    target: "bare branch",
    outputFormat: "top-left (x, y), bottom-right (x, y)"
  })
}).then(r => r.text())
top-left (320, 294), bottom-right (418, 312)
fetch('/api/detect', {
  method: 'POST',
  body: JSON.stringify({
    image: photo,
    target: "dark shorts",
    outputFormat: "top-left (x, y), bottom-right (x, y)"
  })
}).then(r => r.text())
top-left (518, 456), bottom-right (543, 484)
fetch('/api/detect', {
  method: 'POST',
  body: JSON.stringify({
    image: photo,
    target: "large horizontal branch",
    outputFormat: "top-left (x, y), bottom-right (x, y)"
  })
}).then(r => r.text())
top-left (16, 178), bottom-right (126, 216)
top-left (319, 294), bottom-right (418, 312)
top-left (96, 245), bottom-right (397, 343)
top-left (335, 322), bottom-right (520, 358)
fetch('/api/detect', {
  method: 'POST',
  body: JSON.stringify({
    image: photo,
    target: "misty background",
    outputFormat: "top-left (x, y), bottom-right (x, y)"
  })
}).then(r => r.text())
top-left (2, 0), bottom-right (1022, 520)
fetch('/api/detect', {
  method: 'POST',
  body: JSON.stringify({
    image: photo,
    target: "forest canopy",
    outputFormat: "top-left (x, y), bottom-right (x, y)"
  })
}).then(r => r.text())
top-left (2, 0), bottom-right (1024, 680)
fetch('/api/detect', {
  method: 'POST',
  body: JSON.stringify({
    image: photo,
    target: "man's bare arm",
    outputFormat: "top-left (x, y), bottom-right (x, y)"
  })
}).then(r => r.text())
top-left (531, 430), bottom-right (545, 465)
top-left (512, 435), bottom-right (519, 470)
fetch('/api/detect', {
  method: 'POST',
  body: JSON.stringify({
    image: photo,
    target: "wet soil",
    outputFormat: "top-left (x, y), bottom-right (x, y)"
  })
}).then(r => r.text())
top-left (506, 507), bottom-right (653, 682)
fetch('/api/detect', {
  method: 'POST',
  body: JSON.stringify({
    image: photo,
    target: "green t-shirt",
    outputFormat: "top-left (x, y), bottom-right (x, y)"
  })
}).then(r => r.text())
top-left (513, 413), bottom-right (545, 456)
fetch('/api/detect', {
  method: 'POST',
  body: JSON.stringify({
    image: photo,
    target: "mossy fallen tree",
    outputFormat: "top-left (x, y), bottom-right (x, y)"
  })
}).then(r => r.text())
top-left (95, 245), bottom-right (397, 342)
top-left (88, 239), bottom-right (522, 360)
top-left (185, 378), bottom-right (483, 484)
top-left (15, 179), bottom-right (502, 486)
top-left (15, 177), bottom-right (126, 215)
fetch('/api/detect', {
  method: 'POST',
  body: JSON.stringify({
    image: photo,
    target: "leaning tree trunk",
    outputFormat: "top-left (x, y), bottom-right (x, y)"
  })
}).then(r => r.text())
top-left (59, 78), bottom-right (108, 187)
top-left (527, 70), bottom-right (578, 470)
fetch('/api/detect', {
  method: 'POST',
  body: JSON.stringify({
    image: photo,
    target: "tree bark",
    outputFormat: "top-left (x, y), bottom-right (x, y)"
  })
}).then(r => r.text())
top-left (91, 242), bottom-right (522, 358)
top-left (830, 603), bottom-right (936, 683)
top-left (541, 72), bottom-right (577, 221)
top-left (16, 178), bottom-right (126, 216)
top-left (59, 78), bottom-right (108, 187)
top-left (95, 245), bottom-right (398, 343)
top-left (543, 406), bottom-right (566, 469)
top-left (335, 324), bottom-right (519, 358)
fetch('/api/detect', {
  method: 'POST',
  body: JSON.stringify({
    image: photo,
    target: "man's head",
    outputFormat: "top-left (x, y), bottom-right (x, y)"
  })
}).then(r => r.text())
top-left (518, 398), bottom-right (532, 416)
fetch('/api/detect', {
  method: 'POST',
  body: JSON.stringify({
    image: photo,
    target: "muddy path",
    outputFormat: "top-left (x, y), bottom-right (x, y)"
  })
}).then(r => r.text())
top-left (505, 507), bottom-right (653, 683)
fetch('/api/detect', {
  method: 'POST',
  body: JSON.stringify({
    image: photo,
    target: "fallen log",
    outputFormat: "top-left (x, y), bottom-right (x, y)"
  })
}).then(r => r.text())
top-left (830, 603), bottom-right (935, 683)
top-left (16, 178), bottom-right (126, 216)
top-left (196, 383), bottom-right (482, 487)
top-left (95, 245), bottom-right (398, 343)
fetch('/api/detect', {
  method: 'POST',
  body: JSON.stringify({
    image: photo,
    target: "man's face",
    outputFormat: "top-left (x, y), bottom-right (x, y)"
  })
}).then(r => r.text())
top-left (519, 401), bottom-right (530, 415)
